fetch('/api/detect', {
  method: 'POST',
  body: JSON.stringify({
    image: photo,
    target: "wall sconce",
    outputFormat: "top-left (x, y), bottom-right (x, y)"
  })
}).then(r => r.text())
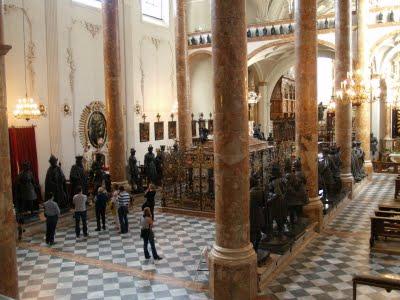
top-left (63, 103), bottom-right (72, 116)
top-left (39, 104), bottom-right (47, 117)
top-left (135, 102), bottom-right (142, 115)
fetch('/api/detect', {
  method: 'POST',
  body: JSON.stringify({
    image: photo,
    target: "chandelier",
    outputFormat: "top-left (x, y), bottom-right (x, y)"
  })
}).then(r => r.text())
top-left (336, 71), bottom-right (370, 107)
top-left (12, 8), bottom-right (42, 122)
top-left (13, 97), bottom-right (41, 121)
top-left (248, 91), bottom-right (261, 105)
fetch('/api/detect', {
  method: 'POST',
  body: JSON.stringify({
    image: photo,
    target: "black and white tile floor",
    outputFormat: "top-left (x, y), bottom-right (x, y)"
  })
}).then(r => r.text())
top-left (16, 173), bottom-right (400, 299)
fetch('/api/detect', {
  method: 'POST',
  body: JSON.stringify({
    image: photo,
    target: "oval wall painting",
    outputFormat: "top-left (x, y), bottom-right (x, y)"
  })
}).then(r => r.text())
top-left (88, 111), bottom-right (107, 148)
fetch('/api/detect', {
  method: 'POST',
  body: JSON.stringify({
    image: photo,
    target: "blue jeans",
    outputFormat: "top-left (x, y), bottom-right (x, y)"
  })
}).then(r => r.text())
top-left (142, 229), bottom-right (159, 259)
top-left (118, 206), bottom-right (129, 233)
top-left (74, 211), bottom-right (87, 237)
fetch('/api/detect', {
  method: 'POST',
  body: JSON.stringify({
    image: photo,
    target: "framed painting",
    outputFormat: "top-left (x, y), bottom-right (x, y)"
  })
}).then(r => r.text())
top-left (168, 121), bottom-right (177, 139)
top-left (192, 120), bottom-right (197, 137)
top-left (208, 119), bottom-right (213, 135)
top-left (140, 122), bottom-right (150, 142)
top-left (154, 121), bottom-right (164, 140)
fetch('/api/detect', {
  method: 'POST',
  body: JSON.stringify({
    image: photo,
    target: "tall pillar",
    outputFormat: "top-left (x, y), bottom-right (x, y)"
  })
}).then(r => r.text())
top-left (355, 0), bottom-right (372, 176)
top-left (175, 0), bottom-right (192, 149)
top-left (102, 0), bottom-right (126, 183)
top-left (295, 0), bottom-right (323, 230)
top-left (0, 2), bottom-right (19, 298)
top-left (208, 0), bottom-right (257, 299)
top-left (258, 82), bottom-right (269, 134)
top-left (335, 0), bottom-right (354, 189)
top-left (380, 78), bottom-right (392, 152)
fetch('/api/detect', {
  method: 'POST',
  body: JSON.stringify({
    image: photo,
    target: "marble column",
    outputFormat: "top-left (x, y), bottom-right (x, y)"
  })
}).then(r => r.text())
top-left (355, 0), bottom-right (372, 176)
top-left (0, 2), bottom-right (19, 298)
top-left (258, 82), bottom-right (269, 134)
top-left (208, 0), bottom-right (257, 299)
top-left (102, 0), bottom-right (126, 183)
top-left (295, 0), bottom-right (323, 230)
top-left (335, 0), bottom-right (354, 189)
top-left (175, 0), bottom-right (192, 150)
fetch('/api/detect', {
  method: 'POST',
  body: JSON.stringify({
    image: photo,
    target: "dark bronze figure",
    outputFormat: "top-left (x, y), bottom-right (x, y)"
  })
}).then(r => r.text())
top-left (144, 145), bottom-right (158, 184)
top-left (69, 156), bottom-right (88, 196)
top-left (128, 148), bottom-right (143, 193)
top-left (45, 155), bottom-right (68, 210)
top-left (15, 161), bottom-right (39, 215)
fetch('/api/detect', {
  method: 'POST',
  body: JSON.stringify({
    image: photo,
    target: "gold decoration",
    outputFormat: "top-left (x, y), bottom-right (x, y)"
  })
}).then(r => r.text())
top-left (72, 19), bottom-right (101, 38)
top-left (79, 101), bottom-right (107, 148)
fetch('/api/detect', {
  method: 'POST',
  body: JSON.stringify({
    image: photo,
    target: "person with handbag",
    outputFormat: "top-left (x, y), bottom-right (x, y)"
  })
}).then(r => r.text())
top-left (140, 207), bottom-right (162, 260)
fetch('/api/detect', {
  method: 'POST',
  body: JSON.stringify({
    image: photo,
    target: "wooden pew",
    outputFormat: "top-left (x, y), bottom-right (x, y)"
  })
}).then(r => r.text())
top-left (370, 216), bottom-right (400, 247)
top-left (396, 176), bottom-right (400, 199)
top-left (374, 210), bottom-right (400, 218)
top-left (378, 204), bottom-right (400, 212)
top-left (353, 274), bottom-right (400, 300)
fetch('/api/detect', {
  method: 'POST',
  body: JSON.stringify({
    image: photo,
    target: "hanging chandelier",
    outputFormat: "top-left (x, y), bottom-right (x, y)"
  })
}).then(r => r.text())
top-left (13, 96), bottom-right (41, 121)
top-left (12, 3), bottom-right (42, 122)
top-left (335, 71), bottom-right (370, 107)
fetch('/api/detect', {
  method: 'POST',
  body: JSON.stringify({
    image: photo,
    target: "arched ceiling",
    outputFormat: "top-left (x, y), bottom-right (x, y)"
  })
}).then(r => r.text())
top-left (246, 0), bottom-right (337, 23)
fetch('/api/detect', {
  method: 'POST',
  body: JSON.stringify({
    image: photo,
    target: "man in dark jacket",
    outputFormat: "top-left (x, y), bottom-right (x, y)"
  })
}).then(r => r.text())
top-left (95, 187), bottom-right (108, 231)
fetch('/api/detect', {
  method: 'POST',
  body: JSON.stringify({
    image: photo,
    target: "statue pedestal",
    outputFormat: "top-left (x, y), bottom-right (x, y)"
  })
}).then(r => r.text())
top-left (209, 244), bottom-right (257, 300)
top-left (259, 234), bottom-right (293, 255)
top-left (303, 196), bottom-right (323, 232)
top-left (340, 173), bottom-right (354, 198)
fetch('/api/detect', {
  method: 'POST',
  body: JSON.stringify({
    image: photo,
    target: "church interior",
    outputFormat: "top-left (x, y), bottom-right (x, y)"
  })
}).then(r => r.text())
top-left (1, 0), bottom-right (400, 299)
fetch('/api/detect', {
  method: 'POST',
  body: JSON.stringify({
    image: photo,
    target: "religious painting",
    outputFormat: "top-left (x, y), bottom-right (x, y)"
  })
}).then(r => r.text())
top-left (208, 119), bottom-right (213, 135)
top-left (140, 122), bottom-right (150, 142)
top-left (154, 122), bottom-right (164, 141)
top-left (192, 120), bottom-right (197, 137)
top-left (79, 101), bottom-right (107, 149)
top-left (168, 121), bottom-right (177, 139)
top-left (198, 119), bottom-right (206, 130)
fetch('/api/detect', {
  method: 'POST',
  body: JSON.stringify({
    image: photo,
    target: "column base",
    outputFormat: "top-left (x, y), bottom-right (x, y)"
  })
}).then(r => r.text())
top-left (209, 243), bottom-right (257, 300)
top-left (0, 216), bottom-right (19, 299)
top-left (364, 160), bottom-right (373, 179)
top-left (340, 173), bottom-right (354, 198)
top-left (303, 196), bottom-right (323, 232)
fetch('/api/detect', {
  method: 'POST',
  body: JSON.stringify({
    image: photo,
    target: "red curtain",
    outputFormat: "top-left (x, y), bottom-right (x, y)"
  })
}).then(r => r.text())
top-left (8, 126), bottom-right (40, 187)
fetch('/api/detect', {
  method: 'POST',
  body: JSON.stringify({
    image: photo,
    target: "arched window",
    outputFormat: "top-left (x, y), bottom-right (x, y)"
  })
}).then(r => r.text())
top-left (141, 0), bottom-right (169, 26)
top-left (72, 0), bottom-right (101, 9)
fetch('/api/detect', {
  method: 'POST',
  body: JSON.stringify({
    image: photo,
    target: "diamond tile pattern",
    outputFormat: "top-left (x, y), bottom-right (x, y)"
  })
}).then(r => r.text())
top-left (16, 174), bottom-right (400, 299)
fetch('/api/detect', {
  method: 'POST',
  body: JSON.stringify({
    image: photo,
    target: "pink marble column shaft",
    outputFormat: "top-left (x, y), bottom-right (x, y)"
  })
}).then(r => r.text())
top-left (295, 0), bottom-right (323, 229)
top-left (355, 0), bottom-right (372, 175)
top-left (335, 0), bottom-right (354, 185)
top-left (0, 1), bottom-right (19, 298)
top-left (102, 0), bottom-right (126, 183)
top-left (208, 0), bottom-right (257, 298)
top-left (175, 0), bottom-right (192, 150)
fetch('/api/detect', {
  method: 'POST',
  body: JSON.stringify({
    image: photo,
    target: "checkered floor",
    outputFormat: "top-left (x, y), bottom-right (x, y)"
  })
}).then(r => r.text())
top-left (263, 173), bottom-right (400, 299)
top-left (16, 173), bottom-right (400, 299)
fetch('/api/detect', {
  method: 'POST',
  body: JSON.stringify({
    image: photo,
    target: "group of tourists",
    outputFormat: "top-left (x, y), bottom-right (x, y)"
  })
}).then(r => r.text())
top-left (43, 183), bottom-right (162, 260)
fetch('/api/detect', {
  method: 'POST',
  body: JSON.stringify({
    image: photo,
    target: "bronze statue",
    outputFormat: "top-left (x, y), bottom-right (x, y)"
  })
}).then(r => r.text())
top-left (370, 133), bottom-right (378, 159)
top-left (144, 145), bottom-right (158, 184)
top-left (15, 161), bottom-right (39, 215)
top-left (90, 153), bottom-right (105, 194)
top-left (351, 141), bottom-right (366, 182)
top-left (45, 155), bottom-right (68, 210)
top-left (128, 148), bottom-right (143, 193)
top-left (69, 156), bottom-right (88, 196)
top-left (155, 148), bottom-right (163, 186)
top-left (250, 187), bottom-right (265, 252)
top-left (319, 148), bottom-right (336, 201)
top-left (285, 158), bottom-right (309, 225)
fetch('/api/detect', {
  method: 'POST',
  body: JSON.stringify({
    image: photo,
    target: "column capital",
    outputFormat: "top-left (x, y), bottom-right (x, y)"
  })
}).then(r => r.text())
top-left (0, 44), bottom-right (11, 56)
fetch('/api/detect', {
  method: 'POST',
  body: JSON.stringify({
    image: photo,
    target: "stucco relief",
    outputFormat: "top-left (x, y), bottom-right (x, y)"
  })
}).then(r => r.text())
top-left (3, 4), bottom-right (36, 96)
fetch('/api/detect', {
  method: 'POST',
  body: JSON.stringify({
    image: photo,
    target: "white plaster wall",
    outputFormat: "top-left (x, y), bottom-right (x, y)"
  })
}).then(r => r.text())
top-left (3, 0), bottom-right (178, 184)
top-left (189, 53), bottom-right (214, 119)
top-left (4, 0), bottom-right (51, 185)
top-left (187, 0), bottom-right (210, 33)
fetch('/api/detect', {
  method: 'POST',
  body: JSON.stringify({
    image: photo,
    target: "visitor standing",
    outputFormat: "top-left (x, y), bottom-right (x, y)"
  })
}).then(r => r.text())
top-left (142, 184), bottom-right (156, 220)
top-left (109, 184), bottom-right (120, 231)
top-left (140, 207), bottom-right (162, 260)
top-left (73, 186), bottom-right (88, 238)
top-left (95, 187), bottom-right (108, 231)
top-left (117, 185), bottom-right (131, 234)
top-left (43, 192), bottom-right (60, 245)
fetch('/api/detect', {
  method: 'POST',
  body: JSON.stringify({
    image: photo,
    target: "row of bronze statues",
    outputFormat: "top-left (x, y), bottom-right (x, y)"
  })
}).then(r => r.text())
top-left (250, 158), bottom-right (309, 259)
top-left (14, 144), bottom-right (169, 220)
